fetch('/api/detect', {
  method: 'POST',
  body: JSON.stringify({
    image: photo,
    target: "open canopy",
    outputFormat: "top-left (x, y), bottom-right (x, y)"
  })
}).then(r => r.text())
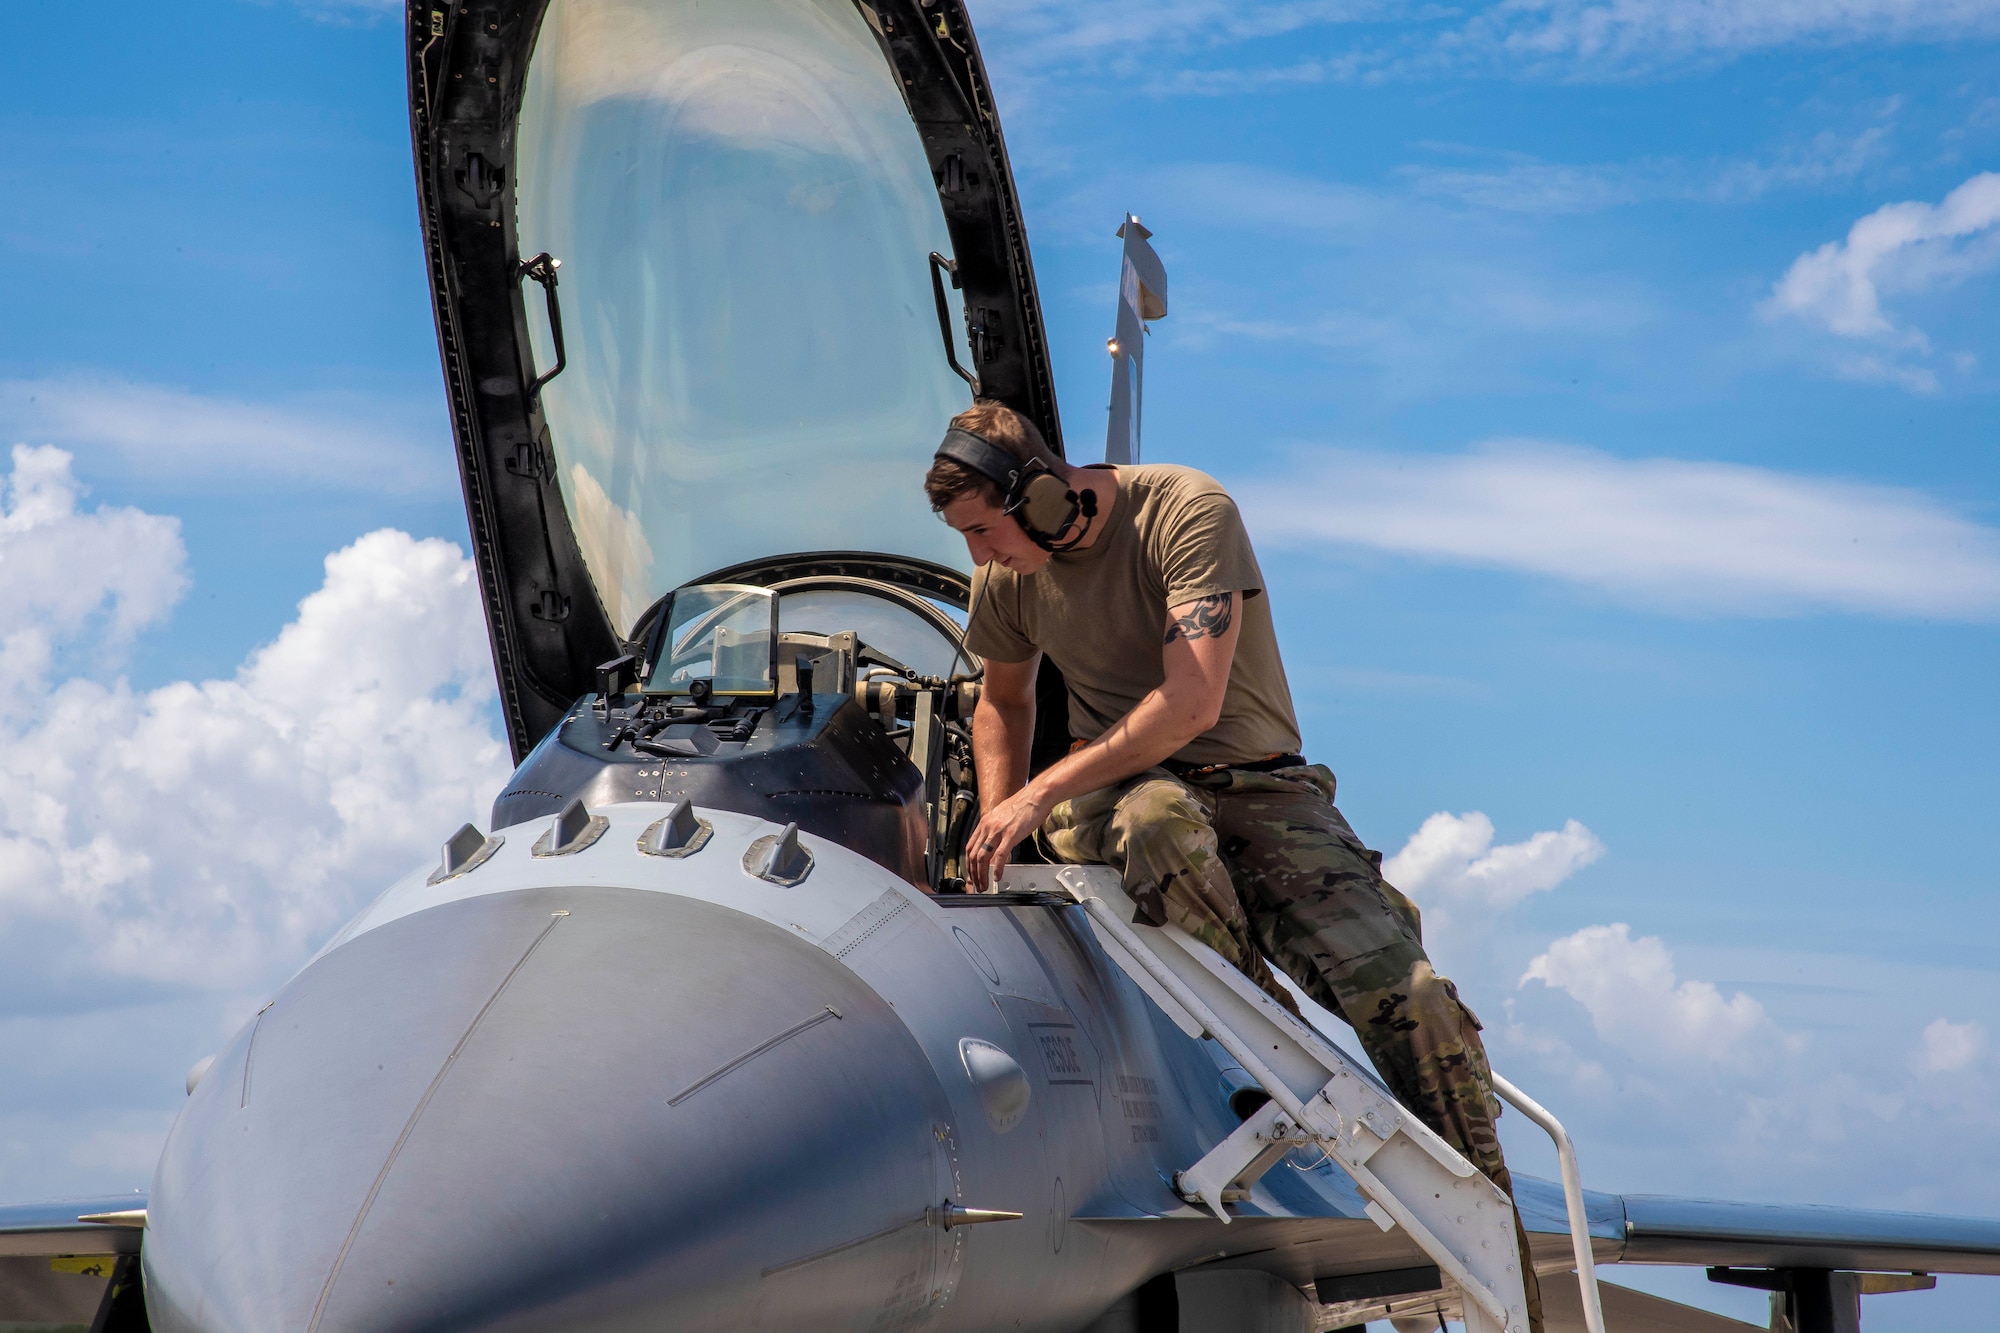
top-left (516, 0), bottom-right (973, 632)
top-left (408, 0), bottom-right (1058, 756)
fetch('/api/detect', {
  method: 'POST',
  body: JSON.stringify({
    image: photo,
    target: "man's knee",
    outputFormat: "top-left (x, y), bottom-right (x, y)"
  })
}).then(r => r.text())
top-left (1350, 954), bottom-right (1479, 1035)
top-left (1108, 778), bottom-right (1215, 862)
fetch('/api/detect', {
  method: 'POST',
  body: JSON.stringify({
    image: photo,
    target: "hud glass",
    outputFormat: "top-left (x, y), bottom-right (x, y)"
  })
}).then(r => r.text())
top-left (647, 584), bottom-right (778, 696)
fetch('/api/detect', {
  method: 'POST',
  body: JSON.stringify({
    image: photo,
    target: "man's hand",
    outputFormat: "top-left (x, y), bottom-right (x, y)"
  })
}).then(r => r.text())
top-left (964, 653), bottom-right (1039, 891)
top-left (964, 783), bottom-right (1053, 892)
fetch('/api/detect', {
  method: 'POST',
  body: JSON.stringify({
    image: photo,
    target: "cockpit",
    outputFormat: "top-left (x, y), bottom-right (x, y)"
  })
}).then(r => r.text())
top-left (492, 562), bottom-right (985, 892)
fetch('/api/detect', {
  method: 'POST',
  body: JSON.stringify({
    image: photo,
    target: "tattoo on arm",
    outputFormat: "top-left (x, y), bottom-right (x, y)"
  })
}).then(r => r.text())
top-left (1164, 592), bottom-right (1235, 644)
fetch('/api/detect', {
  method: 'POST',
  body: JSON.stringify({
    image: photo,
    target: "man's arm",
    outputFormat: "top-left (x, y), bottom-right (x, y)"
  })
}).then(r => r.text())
top-left (971, 652), bottom-right (1039, 810)
top-left (963, 591), bottom-right (1243, 891)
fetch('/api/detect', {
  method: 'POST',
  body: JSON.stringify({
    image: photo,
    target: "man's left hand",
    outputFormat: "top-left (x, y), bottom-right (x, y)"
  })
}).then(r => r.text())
top-left (964, 783), bottom-right (1054, 892)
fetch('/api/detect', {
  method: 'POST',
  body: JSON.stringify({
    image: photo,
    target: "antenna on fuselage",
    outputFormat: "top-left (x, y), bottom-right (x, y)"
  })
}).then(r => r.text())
top-left (1104, 214), bottom-right (1168, 465)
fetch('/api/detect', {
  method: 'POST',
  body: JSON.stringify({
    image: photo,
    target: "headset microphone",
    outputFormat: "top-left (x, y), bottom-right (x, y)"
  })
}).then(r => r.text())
top-left (933, 426), bottom-right (1098, 553)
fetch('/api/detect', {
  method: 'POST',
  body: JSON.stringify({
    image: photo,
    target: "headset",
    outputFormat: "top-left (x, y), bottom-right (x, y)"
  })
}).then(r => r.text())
top-left (934, 427), bottom-right (1099, 553)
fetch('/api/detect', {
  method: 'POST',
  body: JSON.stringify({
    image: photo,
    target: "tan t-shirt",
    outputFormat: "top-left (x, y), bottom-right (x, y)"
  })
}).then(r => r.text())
top-left (964, 464), bottom-right (1302, 767)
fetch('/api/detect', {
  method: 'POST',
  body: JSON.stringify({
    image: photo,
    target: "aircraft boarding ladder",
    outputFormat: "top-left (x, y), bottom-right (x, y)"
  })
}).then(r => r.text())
top-left (1012, 865), bottom-right (1608, 1333)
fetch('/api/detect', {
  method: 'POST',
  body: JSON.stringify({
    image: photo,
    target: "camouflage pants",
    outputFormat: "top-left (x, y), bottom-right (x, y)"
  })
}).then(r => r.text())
top-left (1044, 763), bottom-right (1543, 1331)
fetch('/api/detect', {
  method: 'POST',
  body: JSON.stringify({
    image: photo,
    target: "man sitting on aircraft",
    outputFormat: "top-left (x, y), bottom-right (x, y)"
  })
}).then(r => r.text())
top-left (928, 400), bottom-right (1542, 1330)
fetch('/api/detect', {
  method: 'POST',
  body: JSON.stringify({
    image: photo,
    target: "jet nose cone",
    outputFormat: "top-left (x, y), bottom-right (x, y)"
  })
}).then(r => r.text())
top-left (145, 885), bottom-right (954, 1332)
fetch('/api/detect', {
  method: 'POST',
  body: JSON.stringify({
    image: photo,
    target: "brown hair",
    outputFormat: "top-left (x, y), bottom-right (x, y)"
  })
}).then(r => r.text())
top-left (924, 401), bottom-right (1061, 511)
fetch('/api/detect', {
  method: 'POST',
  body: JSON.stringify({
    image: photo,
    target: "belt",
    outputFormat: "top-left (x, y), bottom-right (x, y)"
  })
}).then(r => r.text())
top-left (1160, 752), bottom-right (1305, 779)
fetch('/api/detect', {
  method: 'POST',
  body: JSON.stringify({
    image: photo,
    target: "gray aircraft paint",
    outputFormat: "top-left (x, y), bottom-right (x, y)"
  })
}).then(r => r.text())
top-left (138, 803), bottom-right (1525, 1331)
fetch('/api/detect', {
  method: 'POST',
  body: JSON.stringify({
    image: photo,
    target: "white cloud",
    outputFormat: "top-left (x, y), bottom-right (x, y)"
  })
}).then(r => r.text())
top-left (1833, 352), bottom-right (1941, 393)
top-left (0, 375), bottom-right (454, 494)
top-left (0, 448), bottom-right (509, 991)
top-left (1522, 923), bottom-right (1783, 1068)
top-left (1915, 1017), bottom-right (1986, 1074)
top-left (1156, 163), bottom-right (1386, 235)
top-left (1236, 441), bottom-right (2000, 620)
top-left (977, 0), bottom-right (1391, 65)
top-left (1763, 172), bottom-right (2000, 384)
top-left (1444, 0), bottom-right (2000, 74)
top-left (266, 0), bottom-right (400, 21)
top-left (0, 445), bottom-right (187, 715)
top-left (978, 0), bottom-right (2000, 91)
top-left (1401, 123), bottom-right (1892, 216)
top-left (1386, 811), bottom-right (1603, 912)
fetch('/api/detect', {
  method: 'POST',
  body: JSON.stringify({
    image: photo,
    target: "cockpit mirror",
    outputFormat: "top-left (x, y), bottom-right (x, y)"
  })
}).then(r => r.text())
top-left (645, 583), bottom-right (778, 697)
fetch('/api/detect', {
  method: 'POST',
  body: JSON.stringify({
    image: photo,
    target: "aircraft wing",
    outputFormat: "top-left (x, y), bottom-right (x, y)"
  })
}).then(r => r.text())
top-left (1614, 1191), bottom-right (2000, 1273)
top-left (0, 1196), bottom-right (145, 1330)
top-left (1080, 1174), bottom-right (2000, 1329)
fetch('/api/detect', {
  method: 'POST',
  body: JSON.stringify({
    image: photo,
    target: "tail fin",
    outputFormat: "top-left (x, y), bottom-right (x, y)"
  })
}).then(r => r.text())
top-left (1105, 215), bottom-right (1167, 464)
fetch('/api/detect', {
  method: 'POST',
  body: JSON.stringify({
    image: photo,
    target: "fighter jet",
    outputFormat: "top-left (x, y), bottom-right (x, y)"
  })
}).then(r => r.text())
top-left (3, 1), bottom-right (1998, 1331)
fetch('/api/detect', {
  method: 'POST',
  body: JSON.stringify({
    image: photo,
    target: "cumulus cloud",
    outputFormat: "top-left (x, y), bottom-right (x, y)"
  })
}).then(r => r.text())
top-left (1385, 811), bottom-right (1604, 912)
top-left (0, 376), bottom-right (454, 494)
top-left (0, 448), bottom-right (509, 992)
top-left (1915, 1017), bottom-right (1986, 1074)
top-left (0, 445), bottom-right (187, 715)
top-left (1521, 923), bottom-right (1784, 1068)
top-left (1763, 172), bottom-right (2000, 386)
top-left (1236, 441), bottom-right (2000, 620)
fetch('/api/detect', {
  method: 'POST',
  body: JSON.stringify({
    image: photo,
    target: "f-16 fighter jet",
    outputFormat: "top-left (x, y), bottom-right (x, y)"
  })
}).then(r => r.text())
top-left (3, 2), bottom-right (1998, 1331)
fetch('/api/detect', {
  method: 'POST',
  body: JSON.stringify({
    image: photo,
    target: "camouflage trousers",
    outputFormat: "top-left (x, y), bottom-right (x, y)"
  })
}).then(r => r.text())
top-left (1044, 763), bottom-right (1544, 1331)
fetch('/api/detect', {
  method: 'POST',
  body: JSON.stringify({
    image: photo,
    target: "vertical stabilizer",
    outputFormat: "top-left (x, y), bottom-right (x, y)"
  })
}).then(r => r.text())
top-left (1105, 215), bottom-right (1168, 464)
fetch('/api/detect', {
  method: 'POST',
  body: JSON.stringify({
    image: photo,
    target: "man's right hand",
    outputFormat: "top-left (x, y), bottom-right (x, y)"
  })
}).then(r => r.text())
top-left (964, 782), bottom-right (1055, 893)
top-left (965, 652), bottom-right (1039, 890)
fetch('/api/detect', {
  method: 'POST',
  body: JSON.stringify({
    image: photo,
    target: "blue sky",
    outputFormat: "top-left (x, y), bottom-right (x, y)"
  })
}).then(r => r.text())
top-left (2, 1), bottom-right (1997, 1327)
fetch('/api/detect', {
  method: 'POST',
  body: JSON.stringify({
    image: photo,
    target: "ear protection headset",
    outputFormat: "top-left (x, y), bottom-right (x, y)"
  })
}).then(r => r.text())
top-left (934, 427), bottom-right (1099, 552)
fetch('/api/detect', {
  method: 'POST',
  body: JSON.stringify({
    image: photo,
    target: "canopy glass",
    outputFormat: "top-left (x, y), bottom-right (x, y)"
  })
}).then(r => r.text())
top-left (516, 0), bottom-right (973, 634)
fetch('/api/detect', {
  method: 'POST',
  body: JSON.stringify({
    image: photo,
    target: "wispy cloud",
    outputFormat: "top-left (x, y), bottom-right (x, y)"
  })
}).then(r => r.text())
top-left (247, 0), bottom-right (400, 22)
top-left (0, 376), bottom-right (453, 494)
top-left (1153, 162), bottom-right (1388, 235)
top-left (1762, 171), bottom-right (2000, 390)
top-left (1401, 122), bottom-right (1893, 216)
top-left (977, 0), bottom-right (2000, 91)
top-left (1443, 0), bottom-right (2000, 77)
top-left (976, 0), bottom-right (1400, 69)
top-left (1236, 441), bottom-right (2000, 620)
